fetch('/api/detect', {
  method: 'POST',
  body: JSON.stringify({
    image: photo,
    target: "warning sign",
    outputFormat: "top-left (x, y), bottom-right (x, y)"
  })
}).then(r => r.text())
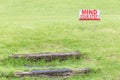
top-left (79, 9), bottom-right (100, 20)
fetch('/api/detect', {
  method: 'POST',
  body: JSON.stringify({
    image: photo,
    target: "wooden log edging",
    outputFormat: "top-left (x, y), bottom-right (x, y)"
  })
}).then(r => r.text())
top-left (10, 51), bottom-right (80, 60)
top-left (14, 68), bottom-right (90, 77)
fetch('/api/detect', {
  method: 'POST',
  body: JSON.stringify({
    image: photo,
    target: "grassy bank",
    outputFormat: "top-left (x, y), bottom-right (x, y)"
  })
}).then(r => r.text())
top-left (0, 0), bottom-right (120, 80)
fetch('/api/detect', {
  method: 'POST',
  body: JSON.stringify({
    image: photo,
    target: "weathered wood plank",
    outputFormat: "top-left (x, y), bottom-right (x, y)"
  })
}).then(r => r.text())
top-left (10, 51), bottom-right (80, 60)
top-left (15, 68), bottom-right (73, 77)
top-left (14, 68), bottom-right (90, 77)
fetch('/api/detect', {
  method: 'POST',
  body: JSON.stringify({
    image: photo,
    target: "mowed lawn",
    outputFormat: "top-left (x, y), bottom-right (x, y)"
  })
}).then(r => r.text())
top-left (0, 0), bottom-right (120, 80)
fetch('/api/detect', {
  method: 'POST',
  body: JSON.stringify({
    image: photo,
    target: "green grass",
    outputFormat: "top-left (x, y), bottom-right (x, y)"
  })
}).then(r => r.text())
top-left (0, 0), bottom-right (120, 80)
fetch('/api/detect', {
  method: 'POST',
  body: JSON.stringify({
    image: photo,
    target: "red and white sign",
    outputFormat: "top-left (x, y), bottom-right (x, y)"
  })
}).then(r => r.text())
top-left (79, 9), bottom-right (100, 20)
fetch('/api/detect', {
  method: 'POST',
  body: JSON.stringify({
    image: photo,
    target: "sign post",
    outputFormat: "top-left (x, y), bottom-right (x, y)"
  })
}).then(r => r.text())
top-left (79, 9), bottom-right (100, 30)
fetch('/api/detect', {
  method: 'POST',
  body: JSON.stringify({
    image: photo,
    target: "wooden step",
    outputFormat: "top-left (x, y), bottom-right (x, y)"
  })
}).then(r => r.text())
top-left (14, 68), bottom-right (90, 77)
top-left (10, 51), bottom-right (80, 60)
